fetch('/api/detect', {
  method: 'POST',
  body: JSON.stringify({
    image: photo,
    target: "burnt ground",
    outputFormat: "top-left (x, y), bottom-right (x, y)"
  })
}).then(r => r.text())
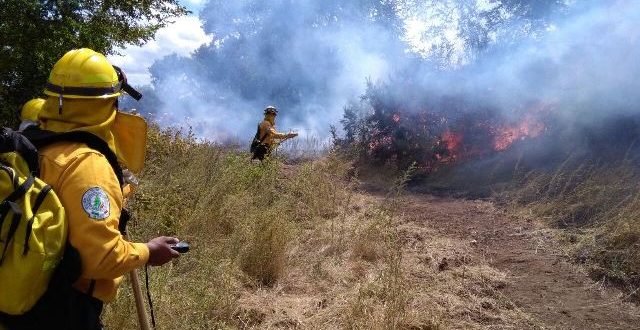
top-left (399, 193), bottom-right (640, 330)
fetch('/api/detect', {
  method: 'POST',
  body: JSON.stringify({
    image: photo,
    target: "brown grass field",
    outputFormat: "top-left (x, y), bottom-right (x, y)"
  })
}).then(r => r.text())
top-left (102, 127), bottom-right (640, 329)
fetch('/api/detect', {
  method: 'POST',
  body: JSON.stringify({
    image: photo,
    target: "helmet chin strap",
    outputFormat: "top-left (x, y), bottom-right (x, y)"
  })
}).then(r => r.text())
top-left (122, 82), bottom-right (142, 101)
top-left (113, 66), bottom-right (143, 101)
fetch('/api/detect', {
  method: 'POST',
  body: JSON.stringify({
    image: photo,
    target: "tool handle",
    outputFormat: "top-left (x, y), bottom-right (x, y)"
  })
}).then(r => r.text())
top-left (124, 232), bottom-right (152, 330)
top-left (130, 268), bottom-right (152, 330)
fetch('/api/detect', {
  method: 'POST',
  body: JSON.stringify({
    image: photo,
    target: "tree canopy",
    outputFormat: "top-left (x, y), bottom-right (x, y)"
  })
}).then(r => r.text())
top-left (0, 0), bottom-right (187, 126)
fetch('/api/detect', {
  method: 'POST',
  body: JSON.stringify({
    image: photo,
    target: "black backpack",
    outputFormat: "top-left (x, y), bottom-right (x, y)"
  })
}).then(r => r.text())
top-left (250, 124), bottom-right (268, 154)
top-left (21, 128), bottom-right (124, 184)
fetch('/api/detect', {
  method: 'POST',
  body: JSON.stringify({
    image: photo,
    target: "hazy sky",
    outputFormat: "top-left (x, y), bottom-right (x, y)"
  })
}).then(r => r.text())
top-left (108, 0), bottom-right (210, 86)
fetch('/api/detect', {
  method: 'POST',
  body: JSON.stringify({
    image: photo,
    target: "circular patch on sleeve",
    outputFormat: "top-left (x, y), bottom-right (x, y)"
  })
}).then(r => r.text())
top-left (81, 187), bottom-right (110, 220)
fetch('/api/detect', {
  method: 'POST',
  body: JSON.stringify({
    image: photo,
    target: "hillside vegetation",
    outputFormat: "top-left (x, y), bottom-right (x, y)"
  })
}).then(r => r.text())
top-left (103, 126), bottom-right (540, 329)
top-left (335, 78), bottom-right (640, 299)
top-left (504, 160), bottom-right (640, 296)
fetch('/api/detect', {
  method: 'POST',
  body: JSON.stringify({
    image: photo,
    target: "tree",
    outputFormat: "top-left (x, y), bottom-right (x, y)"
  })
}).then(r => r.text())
top-left (0, 0), bottom-right (188, 126)
top-left (142, 0), bottom-right (406, 134)
top-left (398, 0), bottom-right (568, 67)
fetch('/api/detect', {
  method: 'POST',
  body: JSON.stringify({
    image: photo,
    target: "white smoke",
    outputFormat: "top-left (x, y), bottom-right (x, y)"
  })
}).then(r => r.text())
top-left (132, 0), bottom-right (640, 143)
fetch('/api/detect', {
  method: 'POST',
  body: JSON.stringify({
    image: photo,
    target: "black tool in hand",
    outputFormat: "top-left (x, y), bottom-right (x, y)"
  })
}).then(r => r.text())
top-left (170, 241), bottom-right (190, 253)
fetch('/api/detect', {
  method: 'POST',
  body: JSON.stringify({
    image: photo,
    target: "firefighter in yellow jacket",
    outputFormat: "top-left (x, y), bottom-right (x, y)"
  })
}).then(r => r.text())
top-left (251, 106), bottom-right (298, 160)
top-left (6, 49), bottom-right (180, 329)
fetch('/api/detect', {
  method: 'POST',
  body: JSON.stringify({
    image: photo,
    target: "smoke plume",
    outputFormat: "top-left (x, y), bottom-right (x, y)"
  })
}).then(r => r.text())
top-left (127, 0), bottom-right (640, 146)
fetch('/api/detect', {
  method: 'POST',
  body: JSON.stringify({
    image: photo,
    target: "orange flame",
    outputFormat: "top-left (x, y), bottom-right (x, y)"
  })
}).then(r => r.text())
top-left (436, 130), bottom-right (463, 162)
top-left (442, 130), bottom-right (462, 151)
top-left (493, 115), bottom-right (545, 151)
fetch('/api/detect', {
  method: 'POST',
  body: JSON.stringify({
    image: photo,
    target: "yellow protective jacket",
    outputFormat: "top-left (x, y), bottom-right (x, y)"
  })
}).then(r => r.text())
top-left (36, 97), bottom-right (150, 303)
top-left (258, 119), bottom-right (288, 146)
top-left (38, 141), bottom-right (149, 302)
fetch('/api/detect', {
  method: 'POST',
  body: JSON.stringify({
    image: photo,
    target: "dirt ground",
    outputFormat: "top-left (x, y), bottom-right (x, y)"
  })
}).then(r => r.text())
top-left (399, 193), bottom-right (640, 329)
top-left (237, 166), bottom-right (640, 329)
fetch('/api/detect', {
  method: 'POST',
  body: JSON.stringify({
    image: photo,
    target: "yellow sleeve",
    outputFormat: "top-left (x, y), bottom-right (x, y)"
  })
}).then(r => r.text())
top-left (269, 127), bottom-right (288, 139)
top-left (260, 121), bottom-right (287, 139)
top-left (57, 151), bottom-right (149, 279)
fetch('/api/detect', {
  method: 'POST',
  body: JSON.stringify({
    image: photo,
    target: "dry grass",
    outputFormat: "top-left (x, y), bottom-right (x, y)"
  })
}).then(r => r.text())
top-left (504, 159), bottom-right (640, 294)
top-left (274, 135), bottom-right (330, 163)
top-left (103, 125), bottom-right (355, 328)
top-left (102, 126), bottom-right (536, 329)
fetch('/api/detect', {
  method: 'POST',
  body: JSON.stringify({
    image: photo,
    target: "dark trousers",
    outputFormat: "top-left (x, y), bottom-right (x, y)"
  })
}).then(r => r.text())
top-left (0, 288), bottom-right (103, 330)
top-left (251, 143), bottom-right (271, 160)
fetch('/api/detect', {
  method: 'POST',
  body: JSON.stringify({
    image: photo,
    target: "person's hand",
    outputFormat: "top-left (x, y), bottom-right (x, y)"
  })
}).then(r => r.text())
top-left (287, 132), bottom-right (298, 138)
top-left (146, 236), bottom-right (180, 266)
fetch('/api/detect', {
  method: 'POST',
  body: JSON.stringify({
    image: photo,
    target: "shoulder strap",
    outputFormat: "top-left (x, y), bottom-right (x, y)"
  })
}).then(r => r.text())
top-left (258, 122), bottom-right (269, 142)
top-left (22, 128), bottom-right (124, 187)
top-left (0, 128), bottom-right (40, 175)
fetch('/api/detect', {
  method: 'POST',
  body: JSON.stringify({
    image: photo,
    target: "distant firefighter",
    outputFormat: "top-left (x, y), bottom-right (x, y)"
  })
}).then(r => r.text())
top-left (250, 106), bottom-right (298, 160)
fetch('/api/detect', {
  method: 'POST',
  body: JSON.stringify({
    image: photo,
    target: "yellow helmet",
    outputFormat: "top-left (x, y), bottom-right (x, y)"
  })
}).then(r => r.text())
top-left (20, 98), bottom-right (45, 121)
top-left (44, 48), bottom-right (121, 99)
top-left (44, 48), bottom-right (142, 100)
